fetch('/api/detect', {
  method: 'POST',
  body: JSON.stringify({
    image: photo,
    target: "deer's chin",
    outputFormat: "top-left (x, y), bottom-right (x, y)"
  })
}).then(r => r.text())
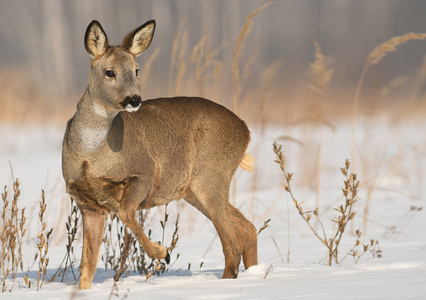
top-left (124, 103), bottom-right (141, 112)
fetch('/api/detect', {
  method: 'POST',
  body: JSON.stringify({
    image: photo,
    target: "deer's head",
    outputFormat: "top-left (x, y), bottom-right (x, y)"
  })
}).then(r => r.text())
top-left (84, 20), bottom-right (155, 114)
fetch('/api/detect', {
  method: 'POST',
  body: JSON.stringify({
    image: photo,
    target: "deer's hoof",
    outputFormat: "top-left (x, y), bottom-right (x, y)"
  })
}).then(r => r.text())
top-left (160, 252), bottom-right (170, 265)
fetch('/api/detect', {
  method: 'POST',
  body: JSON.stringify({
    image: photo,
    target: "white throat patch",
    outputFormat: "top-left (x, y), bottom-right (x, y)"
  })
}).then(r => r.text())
top-left (93, 102), bottom-right (109, 118)
top-left (79, 127), bottom-right (108, 151)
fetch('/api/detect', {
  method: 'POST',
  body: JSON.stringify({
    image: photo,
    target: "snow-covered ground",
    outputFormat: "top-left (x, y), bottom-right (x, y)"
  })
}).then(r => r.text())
top-left (0, 118), bottom-right (425, 299)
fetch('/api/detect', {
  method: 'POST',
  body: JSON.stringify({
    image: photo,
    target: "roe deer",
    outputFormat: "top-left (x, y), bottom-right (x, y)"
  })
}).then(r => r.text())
top-left (62, 20), bottom-right (257, 290)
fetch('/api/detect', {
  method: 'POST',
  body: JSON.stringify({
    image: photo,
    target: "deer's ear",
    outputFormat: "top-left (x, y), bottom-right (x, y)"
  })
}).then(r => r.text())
top-left (85, 20), bottom-right (109, 58)
top-left (121, 20), bottom-right (155, 57)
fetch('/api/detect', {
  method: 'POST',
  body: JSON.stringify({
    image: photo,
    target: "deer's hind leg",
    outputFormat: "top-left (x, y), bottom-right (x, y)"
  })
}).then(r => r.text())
top-left (227, 204), bottom-right (257, 269)
top-left (184, 173), bottom-right (257, 278)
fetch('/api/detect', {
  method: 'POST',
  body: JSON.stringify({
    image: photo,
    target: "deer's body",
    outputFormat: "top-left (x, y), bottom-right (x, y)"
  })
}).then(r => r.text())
top-left (63, 96), bottom-right (250, 211)
top-left (62, 20), bottom-right (257, 290)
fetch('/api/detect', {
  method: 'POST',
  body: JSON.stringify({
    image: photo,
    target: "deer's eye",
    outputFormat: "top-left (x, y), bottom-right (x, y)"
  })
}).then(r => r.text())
top-left (105, 70), bottom-right (115, 78)
top-left (136, 69), bottom-right (140, 76)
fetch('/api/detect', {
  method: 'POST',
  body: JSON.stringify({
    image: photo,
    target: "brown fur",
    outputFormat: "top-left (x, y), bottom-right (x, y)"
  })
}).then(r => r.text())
top-left (62, 20), bottom-right (257, 289)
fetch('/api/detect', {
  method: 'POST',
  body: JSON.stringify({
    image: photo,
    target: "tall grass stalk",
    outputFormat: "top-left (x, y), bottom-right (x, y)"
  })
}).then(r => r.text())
top-left (308, 42), bottom-right (331, 229)
top-left (352, 33), bottom-right (426, 170)
top-left (36, 190), bottom-right (52, 291)
top-left (52, 197), bottom-right (80, 283)
top-left (308, 41), bottom-right (333, 98)
top-left (232, 2), bottom-right (272, 114)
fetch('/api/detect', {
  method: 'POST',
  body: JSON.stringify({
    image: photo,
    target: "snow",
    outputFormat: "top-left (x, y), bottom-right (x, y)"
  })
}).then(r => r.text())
top-left (0, 119), bottom-right (425, 299)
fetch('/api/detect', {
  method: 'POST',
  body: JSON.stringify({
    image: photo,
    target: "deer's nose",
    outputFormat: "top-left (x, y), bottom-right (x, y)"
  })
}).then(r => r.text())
top-left (129, 95), bottom-right (141, 107)
top-left (120, 95), bottom-right (142, 112)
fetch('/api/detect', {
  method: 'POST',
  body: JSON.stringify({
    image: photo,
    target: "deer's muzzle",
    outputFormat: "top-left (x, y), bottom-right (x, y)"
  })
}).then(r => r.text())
top-left (121, 95), bottom-right (142, 112)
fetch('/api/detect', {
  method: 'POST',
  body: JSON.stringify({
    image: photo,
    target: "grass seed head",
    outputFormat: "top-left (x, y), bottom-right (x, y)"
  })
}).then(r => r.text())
top-left (367, 33), bottom-right (426, 66)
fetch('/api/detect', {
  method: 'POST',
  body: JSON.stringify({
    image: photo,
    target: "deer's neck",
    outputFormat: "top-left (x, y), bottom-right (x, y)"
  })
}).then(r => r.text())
top-left (69, 90), bottom-right (118, 154)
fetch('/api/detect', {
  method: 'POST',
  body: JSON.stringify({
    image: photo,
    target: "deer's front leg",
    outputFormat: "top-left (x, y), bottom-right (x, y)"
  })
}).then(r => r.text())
top-left (80, 206), bottom-right (106, 290)
top-left (118, 178), bottom-right (170, 262)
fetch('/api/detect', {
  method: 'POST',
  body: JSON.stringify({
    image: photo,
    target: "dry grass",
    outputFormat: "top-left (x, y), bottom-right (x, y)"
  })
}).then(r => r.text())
top-left (167, 23), bottom-right (225, 99)
top-left (305, 41), bottom-right (333, 219)
top-left (308, 41), bottom-right (333, 98)
top-left (367, 33), bottom-right (426, 66)
top-left (1, 179), bottom-right (26, 292)
top-left (257, 218), bottom-right (271, 236)
top-left (36, 190), bottom-right (52, 291)
top-left (352, 32), bottom-right (426, 168)
top-left (1, 178), bottom-right (54, 292)
top-left (232, 2), bottom-right (272, 114)
top-left (52, 197), bottom-right (79, 283)
top-left (273, 143), bottom-right (381, 265)
top-left (100, 206), bottom-right (179, 282)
